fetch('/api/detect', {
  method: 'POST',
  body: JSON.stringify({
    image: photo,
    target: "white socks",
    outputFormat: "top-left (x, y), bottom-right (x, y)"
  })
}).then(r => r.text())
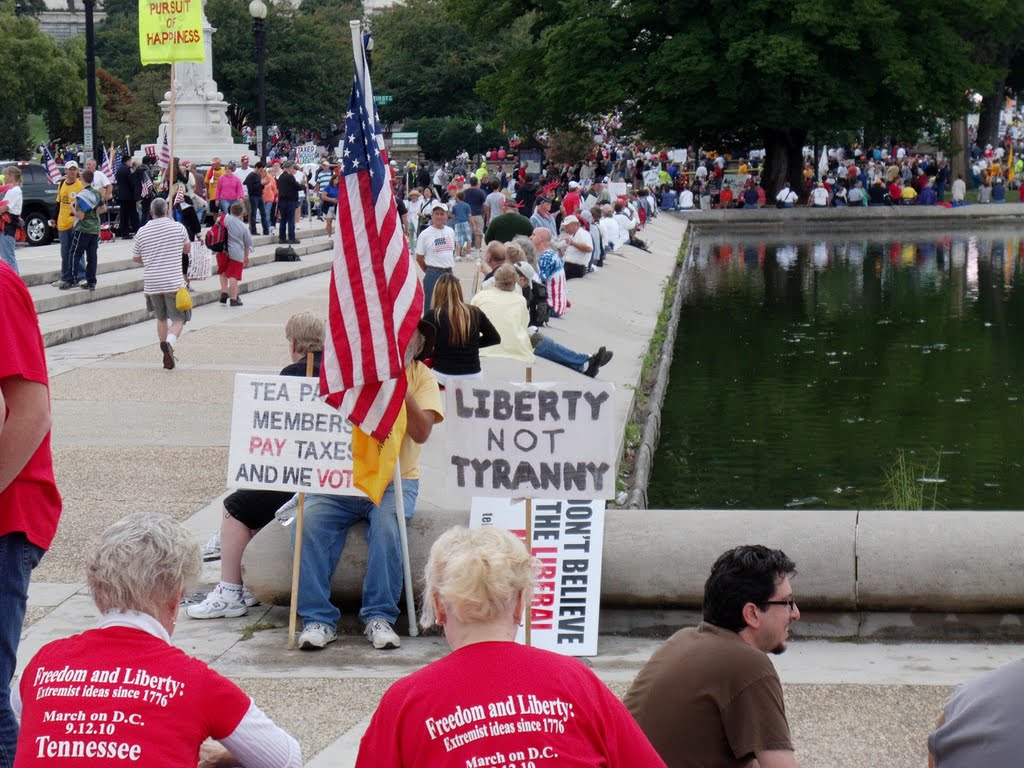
top-left (166, 333), bottom-right (178, 346)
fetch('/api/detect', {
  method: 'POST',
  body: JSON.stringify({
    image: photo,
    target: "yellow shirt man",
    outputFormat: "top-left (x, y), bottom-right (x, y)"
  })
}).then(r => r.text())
top-left (56, 176), bottom-right (85, 232)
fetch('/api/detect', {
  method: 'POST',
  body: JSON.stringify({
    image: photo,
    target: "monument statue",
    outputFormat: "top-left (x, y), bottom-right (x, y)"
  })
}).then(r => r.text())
top-left (148, 4), bottom-right (254, 166)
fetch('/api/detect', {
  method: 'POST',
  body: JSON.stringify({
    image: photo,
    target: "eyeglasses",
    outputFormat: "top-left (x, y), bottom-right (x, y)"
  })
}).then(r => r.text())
top-left (762, 599), bottom-right (798, 610)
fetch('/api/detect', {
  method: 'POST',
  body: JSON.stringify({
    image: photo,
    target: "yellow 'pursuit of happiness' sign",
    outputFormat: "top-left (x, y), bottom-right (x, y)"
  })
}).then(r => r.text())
top-left (138, 0), bottom-right (206, 64)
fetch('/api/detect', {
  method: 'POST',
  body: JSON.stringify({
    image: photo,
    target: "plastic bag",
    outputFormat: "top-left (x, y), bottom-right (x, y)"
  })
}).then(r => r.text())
top-left (175, 285), bottom-right (193, 311)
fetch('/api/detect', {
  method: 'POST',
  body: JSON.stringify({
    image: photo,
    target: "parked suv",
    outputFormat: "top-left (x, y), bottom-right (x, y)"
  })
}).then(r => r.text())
top-left (0, 161), bottom-right (62, 246)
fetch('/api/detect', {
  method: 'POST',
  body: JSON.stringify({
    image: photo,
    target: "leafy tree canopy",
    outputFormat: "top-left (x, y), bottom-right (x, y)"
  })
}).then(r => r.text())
top-left (0, 0), bottom-right (85, 156)
top-left (450, 0), bottom-right (1011, 192)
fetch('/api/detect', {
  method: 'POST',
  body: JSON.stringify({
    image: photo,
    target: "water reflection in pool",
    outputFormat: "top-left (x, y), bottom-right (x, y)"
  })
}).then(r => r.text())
top-left (649, 229), bottom-right (1024, 510)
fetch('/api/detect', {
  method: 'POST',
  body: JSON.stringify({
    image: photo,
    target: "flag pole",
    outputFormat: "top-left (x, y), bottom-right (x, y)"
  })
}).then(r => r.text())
top-left (524, 365), bottom-right (533, 647)
top-left (168, 64), bottom-right (176, 194)
top-left (392, 456), bottom-right (418, 636)
top-left (286, 351), bottom-right (315, 649)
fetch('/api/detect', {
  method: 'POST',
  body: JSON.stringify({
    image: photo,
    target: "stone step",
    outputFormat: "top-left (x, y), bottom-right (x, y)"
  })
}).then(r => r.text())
top-left (37, 239), bottom-right (336, 347)
top-left (30, 234), bottom-right (332, 315)
top-left (19, 227), bottom-right (327, 288)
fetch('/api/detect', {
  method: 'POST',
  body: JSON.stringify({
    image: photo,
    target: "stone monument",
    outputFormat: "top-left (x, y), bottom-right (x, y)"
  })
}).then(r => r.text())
top-left (149, 7), bottom-right (253, 165)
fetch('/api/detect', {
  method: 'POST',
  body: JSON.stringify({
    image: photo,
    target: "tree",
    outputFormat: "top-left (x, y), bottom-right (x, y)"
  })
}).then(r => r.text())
top-left (0, 0), bottom-right (85, 156)
top-left (204, 0), bottom-right (360, 132)
top-left (370, 0), bottom-right (494, 123)
top-left (14, 0), bottom-right (44, 16)
top-left (451, 0), bottom-right (1007, 195)
top-left (404, 117), bottom-right (502, 160)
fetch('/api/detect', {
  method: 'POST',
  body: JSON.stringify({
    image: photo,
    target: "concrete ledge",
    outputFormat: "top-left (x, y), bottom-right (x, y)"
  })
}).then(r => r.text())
top-left (245, 508), bottom-right (1024, 625)
top-left (857, 510), bottom-right (1024, 611)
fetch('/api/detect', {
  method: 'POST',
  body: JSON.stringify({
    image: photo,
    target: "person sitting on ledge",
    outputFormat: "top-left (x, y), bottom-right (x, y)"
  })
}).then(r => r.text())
top-left (189, 312), bottom-right (324, 621)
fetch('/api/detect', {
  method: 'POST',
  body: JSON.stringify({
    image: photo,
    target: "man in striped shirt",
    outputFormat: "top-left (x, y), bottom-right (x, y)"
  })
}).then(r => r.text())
top-left (131, 198), bottom-right (191, 370)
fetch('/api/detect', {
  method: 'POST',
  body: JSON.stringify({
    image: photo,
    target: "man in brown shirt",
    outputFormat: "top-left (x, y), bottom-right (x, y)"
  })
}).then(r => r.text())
top-left (624, 546), bottom-right (800, 768)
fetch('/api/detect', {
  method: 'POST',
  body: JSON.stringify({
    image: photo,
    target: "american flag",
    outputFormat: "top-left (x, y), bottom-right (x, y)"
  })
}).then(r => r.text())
top-left (158, 131), bottom-right (170, 177)
top-left (101, 145), bottom-right (113, 178)
top-left (39, 145), bottom-right (60, 184)
top-left (318, 64), bottom-right (423, 441)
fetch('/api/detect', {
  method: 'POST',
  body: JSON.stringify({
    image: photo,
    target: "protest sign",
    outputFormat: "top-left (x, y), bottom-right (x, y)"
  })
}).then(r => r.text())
top-left (471, 497), bottom-right (606, 656)
top-left (138, 0), bottom-right (205, 64)
top-left (298, 144), bottom-right (318, 165)
top-left (226, 374), bottom-right (362, 497)
top-left (444, 380), bottom-right (616, 499)
top-left (608, 182), bottom-right (629, 199)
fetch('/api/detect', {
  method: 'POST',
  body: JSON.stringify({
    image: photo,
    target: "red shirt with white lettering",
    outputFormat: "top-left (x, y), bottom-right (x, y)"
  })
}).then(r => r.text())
top-left (16, 626), bottom-right (251, 767)
top-left (0, 263), bottom-right (61, 550)
top-left (355, 641), bottom-right (666, 767)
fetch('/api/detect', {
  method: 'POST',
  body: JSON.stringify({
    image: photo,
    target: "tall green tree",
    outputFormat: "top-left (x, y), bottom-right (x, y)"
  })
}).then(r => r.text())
top-left (0, 0), bottom-right (85, 156)
top-left (204, 0), bottom-right (360, 132)
top-left (370, 0), bottom-right (494, 123)
top-left (451, 0), bottom-right (1006, 194)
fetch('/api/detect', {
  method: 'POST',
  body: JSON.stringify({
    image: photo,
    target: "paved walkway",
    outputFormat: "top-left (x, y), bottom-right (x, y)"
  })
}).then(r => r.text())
top-left (17, 212), bottom-right (1015, 767)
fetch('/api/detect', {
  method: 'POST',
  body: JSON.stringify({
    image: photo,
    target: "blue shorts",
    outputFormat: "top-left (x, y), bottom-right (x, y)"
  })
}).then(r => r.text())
top-left (454, 221), bottom-right (472, 245)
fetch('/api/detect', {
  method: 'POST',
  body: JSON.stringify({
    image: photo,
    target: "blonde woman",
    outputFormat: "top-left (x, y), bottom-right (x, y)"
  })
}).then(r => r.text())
top-left (16, 514), bottom-right (301, 768)
top-left (355, 527), bottom-right (666, 767)
top-left (423, 273), bottom-right (500, 386)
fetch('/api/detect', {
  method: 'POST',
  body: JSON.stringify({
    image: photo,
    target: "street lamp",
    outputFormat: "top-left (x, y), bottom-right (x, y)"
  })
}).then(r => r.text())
top-left (249, 0), bottom-right (268, 163)
top-left (475, 122), bottom-right (482, 165)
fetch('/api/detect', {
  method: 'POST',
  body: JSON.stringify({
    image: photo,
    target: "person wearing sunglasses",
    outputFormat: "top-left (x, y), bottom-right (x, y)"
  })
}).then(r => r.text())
top-left (624, 545), bottom-right (801, 768)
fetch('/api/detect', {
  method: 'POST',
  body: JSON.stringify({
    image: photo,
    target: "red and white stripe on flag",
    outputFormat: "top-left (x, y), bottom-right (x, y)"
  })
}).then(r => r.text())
top-left (319, 53), bottom-right (423, 442)
top-left (158, 132), bottom-right (171, 173)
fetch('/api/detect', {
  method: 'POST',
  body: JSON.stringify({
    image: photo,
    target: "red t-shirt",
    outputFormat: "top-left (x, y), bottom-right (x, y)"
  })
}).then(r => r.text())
top-left (0, 264), bottom-right (61, 550)
top-left (561, 191), bottom-right (581, 217)
top-left (355, 641), bottom-right (666, 768)
top-left (16, 626), bottom-right (251, 767)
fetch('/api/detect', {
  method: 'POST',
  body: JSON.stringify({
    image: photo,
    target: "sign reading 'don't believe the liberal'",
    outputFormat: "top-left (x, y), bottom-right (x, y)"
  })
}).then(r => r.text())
top-left (471, 497), bottom-right (606, 657)
top-left (226, 374), bottom-right (363, 497)
top-left (445, 380), bottom-right (617, 500)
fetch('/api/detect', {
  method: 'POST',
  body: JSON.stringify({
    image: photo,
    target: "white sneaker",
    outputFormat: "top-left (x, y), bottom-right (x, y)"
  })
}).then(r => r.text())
top-left (186, 585), bottom-right (247, 620)
top-left (299, 622), bottom-right (337, 650)
top-left (364, 618), bottom-right (400, 650)
top-left (201, 531), bottom-right (221, 561)
top-left (242, 587), bottom-right (259, 608)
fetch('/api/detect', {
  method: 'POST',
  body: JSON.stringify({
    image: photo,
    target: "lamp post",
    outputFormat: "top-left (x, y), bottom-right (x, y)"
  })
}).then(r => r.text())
top-left (249, 0), bottom-right (268, 163)
top-left (83, 0), bottom-right (98, 162)
top-left (475, 122), bottom-right (482, 165)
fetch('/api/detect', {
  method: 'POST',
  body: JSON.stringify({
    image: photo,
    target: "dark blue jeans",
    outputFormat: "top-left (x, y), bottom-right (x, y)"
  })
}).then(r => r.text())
top-left (0, 533), bottom-right (44, 767)
top-left (277, 199), bottom-right (296, 241)
top-left (59, 228), bottom-right (84, 283)
top-left (69, 230), bottom-right (99, 285)
top-left (249, 195), bottom-right (269, 235)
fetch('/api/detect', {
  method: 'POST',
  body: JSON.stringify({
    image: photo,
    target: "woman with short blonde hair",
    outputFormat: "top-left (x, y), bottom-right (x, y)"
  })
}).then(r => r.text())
top-left (18, 513), bottom-right (301, 768)
top-left (356, 526), bottom-right (666, 767)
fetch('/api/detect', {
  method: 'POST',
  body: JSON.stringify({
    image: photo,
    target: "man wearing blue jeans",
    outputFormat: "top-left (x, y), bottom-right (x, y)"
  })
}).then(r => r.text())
top-left (52, 162), bottom-right (86, 289)
top-left (0, 263), bottom-right (62, 766)
top-left (295, 332), bottom-right (442, 651)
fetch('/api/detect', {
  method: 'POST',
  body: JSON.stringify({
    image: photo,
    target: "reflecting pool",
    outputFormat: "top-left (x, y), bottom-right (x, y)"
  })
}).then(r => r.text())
top-left (649, 228), bottom-right (1024, 510)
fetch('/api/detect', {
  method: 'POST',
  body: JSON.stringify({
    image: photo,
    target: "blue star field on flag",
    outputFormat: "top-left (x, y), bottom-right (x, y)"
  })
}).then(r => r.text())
top-left (341, 76), bottom-right (385, 199)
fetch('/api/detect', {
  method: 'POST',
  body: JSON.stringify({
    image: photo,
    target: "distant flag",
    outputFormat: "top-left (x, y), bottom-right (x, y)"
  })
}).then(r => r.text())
top-left (174, 179), bottom-right (185, 205)
top-left (158, 131), bottom-right (171, 175)
top-left (319, 29), bottom-right (423, 501)
top-left (818, 146), bottom-right (829, 180)
top-left (40, 145), bottom-right (60, 184)
top-left (114, 147), bottom-right (122, 171)
top-left (101, 144), bottom-right (113, 178)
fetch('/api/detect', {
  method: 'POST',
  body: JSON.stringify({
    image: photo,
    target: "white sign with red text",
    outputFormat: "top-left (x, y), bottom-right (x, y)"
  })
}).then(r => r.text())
top-left (470, 497), bottom-right (605, 657)
top-left (226, 374), bottom-right (362, 496)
